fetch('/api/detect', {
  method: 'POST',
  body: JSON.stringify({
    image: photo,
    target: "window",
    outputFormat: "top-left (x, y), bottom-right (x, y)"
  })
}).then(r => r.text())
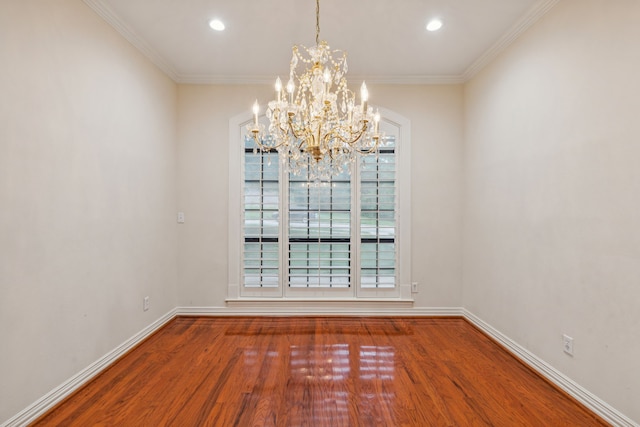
top-left (243, 147), bottom-right (279, 289)
top-left (288, 164), bottom-right (352, 289)
top-left (360, 143), bottom-right (396, 289)
top-left (228, 108), bottom-right (411, 300)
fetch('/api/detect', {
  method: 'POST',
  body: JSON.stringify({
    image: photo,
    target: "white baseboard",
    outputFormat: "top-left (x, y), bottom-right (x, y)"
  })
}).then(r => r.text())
top-left (4, 307), bottom-right (635, 427)
top-left (177, 304), bottom-right (463, 317)
top-left (463, 309), bottom-right (637, 427)
top-left (2, 308), bottom-right (177, 427)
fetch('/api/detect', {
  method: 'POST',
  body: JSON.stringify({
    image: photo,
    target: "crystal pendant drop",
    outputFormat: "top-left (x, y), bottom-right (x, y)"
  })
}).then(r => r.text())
top-left (311, 75), bottom-right (323, 97)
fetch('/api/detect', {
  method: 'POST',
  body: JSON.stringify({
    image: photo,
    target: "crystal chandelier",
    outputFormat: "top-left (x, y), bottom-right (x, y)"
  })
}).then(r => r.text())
top-left (247, 0), bottom-right (382, 181)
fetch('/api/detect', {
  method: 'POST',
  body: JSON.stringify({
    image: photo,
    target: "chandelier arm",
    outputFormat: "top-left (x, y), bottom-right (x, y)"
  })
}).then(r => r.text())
top-left (322, 121), bottom-right (369, 147)
top-left (251, 134), bottom-right (289, 151)
top-left (261, 111), bottom-right (297, 151)
top-left (276, 119), bottom-right (291, 140)
top-left (355, 143), bottom-right (380, 155)
top-left (251, 114), bottom-right (290, 151)
top-left (287, 116), bottom-right (311, 142)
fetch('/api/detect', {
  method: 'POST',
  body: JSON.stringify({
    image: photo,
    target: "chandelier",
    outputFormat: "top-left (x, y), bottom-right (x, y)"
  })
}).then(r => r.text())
top-left (247, 0), bottom-right (382, 181)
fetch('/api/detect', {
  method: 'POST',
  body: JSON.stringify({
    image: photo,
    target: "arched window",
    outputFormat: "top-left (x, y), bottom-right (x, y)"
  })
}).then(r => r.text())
top-left (228, 107), bottom-right (411, 301)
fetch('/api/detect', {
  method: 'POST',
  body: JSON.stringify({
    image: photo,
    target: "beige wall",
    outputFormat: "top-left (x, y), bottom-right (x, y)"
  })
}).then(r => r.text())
top-left (0, 0), bottom-right (178, 421)
top-left (4, 0), bottom-right (639, 423)
top-left (463, 0), bottom-right (640, 421)
top-left (177, 84), bottom-right (464, 307)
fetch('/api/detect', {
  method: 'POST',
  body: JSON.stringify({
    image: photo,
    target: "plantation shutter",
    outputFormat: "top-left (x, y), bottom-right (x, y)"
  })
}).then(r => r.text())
top-left (360, 135), bottom-right (397, 288)
top-left (288, 162), bottom-right (351, 288)
top-left (242, 135), bottom-right (279, 288)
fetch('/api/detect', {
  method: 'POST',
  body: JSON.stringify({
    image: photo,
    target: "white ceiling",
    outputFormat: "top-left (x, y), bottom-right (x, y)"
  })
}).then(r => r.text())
top-left (83, 0), bottom-right (559, 84)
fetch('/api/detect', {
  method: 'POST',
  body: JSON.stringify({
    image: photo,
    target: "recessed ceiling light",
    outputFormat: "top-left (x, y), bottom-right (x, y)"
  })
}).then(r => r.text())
top-left (426, 18), bottom-right (443, 32)
top-left (209, 19), bottom-right (225, 31)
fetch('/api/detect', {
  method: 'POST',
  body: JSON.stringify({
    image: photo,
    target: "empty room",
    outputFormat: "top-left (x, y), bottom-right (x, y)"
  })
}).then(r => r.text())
top-left (1, 0), bottom-right (639, 425)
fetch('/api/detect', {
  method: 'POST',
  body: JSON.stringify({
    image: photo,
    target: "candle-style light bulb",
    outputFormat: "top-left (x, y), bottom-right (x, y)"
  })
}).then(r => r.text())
top-left (323, 68), bottom-right (331, 83)
top-left (322, 68), bottom-right (331, 95)
top-left (275, 77), bottom-right (282, 102)
top-left (286, 79), bottom-right (295, 103)
top-left (252, 100), bottom-right (259, 126)
top-left (361, 82), bottom-right (369, 102)
top-left (360, 82), bottom-right (368, 113)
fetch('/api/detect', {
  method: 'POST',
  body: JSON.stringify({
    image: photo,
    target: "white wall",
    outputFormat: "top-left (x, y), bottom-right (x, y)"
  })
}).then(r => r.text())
top-left (0, 0), bottom-right (178, 422)
top-left (177, 84), bottom-right (464, 307)
top-left (463, 0), bottom-right (640, 422)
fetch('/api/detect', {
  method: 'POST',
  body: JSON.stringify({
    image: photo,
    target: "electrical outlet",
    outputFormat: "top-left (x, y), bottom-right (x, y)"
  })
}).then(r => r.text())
top-left (411, 282), bottom-right (418, 293)
top-left (177, 212), bottom-right (185, 224)
top-left (563, 334), bottom-right (574, 356)
top-left (143, 296), bottom-right (150, 312)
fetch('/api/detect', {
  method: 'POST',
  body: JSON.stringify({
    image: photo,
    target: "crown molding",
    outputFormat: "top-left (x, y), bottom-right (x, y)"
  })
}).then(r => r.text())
top-left (357, 75), bottom-right (466, 85)
top-left (82, 0), bottom-right (180, 81)
top-left (175, 75), bottom-right (285, 85)
top-left (83, 0), bottom-right (557, 86)
top-left (175, 74), bottom-right (466, 86)
top-left (462, 0), bottom-right (560, 81)
top-left (83, 0), bottom-right (463, 86)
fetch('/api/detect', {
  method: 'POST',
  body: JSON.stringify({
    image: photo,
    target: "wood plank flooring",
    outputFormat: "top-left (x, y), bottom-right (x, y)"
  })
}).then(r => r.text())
top-left (33, 317), bottom-right (607, 426)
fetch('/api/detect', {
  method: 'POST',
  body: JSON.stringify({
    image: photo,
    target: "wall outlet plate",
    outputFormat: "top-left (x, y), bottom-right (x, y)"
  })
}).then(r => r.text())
top-left (143, 296), bottom-right (150, 312)
top-left (563, 334), bottom-right (574, 356)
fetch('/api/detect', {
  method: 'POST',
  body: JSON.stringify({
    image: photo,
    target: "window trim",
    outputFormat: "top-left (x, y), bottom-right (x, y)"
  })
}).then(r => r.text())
top-left (228, 106), bottom-right (412, 301)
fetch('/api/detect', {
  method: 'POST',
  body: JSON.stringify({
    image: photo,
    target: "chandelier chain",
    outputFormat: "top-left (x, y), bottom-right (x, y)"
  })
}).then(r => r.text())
top-left (316, 0), bottom-right (320, 46)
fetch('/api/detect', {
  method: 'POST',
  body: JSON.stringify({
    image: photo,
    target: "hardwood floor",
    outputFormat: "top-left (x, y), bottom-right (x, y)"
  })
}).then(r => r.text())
top-left (33, 317), bottom-right (607, 426)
